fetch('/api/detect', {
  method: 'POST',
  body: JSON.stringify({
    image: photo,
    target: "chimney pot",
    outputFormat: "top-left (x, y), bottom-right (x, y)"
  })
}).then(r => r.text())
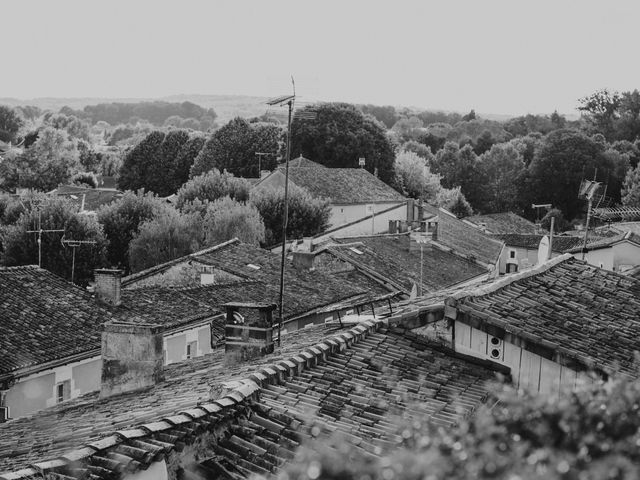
top-left (95, 269), bottom-right (123, 306)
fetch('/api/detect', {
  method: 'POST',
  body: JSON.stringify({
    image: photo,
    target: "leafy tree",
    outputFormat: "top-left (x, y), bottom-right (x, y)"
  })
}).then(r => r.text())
top-left (391, 116), bottom-right (424, 142)
top-left (96, 190), bottom-right (171, 272)
top-left (432, 142), bottom-right (488, 212)
top-left (550, 110), bottom-right (566, 129)
top-left (70, 172), bottom-right (98, 188)
top-left (473, 129), bottom-right (496, 155)
top-left (2, 195), bottom-right (107, 285)
top-left (611, 140), bottom-right (640, 169)
top-left (289, 103), bottom-right (396, 184)
top-left (621, 164), bottom-right (640, 207)
top-left (0, 105), bottom-right (24, 143)
top-left (616, 90), bottom-right (640, 142)
top-left (541, 207), bottom-right (569, 232)
top-left (0, 127), bottom-right (81, 192)
top-left (401, 140), bottom-right (432, 160)
top-left (43, 113), bottom-right (91, 142)
top-left (250, 184), bottom-right (331, 246)
top-left (393, 151), bottom-right (441, 202)
top-left (191, 118), bottom-right (282, 178)
top-left (118, 130), bottom-right (192, 196)
top-left (285, 374), bottom-right (640, 480)
top-left (174, 135), bottom-right (206, 188)
top-left (436, 186), bottom-right (473, 218)
top-left (525, 129), bottom-right (613, 220)
top-left (358, 104), bottom-right (397, 128)
top-left (461, 109), bottom-right (476, 121)
top-left (479, 142), bottom-right (526, 213)
top-left (175, 169), bottom-right (251, 211)
top-left (202, 196), bottom-right (265, 246)
top-left (578, 88), bottom-right (621, 141)
top-left (128, 208), bottom-right (202, 273)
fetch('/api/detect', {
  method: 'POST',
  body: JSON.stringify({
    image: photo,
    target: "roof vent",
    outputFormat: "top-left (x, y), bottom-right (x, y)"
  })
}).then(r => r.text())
top-left (349, 247), bottom-right (364, 255)
top-left (247, 264), bottom-right (261, 270)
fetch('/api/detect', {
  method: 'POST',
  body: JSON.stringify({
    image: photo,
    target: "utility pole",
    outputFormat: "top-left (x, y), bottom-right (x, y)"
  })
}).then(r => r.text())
top-left (267, 84), bottom-right (296, 347)
top-left (61, 236), bottom-right (97, 284)
top-left (26, 210), bottom-right (65, 268)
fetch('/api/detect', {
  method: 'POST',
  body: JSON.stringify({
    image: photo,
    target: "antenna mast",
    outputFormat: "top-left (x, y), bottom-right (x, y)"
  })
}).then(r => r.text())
top-left (26, 209), bottom-right (65, 268)
top-left (61, 235), bottom-right (97, 284)
top-left (267, 78), bottom-right (296, 347)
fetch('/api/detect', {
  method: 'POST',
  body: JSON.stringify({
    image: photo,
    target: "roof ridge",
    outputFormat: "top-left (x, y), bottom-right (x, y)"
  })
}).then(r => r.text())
top-left (0, 264), bottom-right (39, 271)
top-left (450, 253), bottom-right (573, 301)
top-left (122, 238), bottom-right (240, 285)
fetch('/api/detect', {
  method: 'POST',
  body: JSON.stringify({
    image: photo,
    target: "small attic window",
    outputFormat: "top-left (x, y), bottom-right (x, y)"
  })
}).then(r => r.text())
top-left (349, 247), bottom-right (364, 255)
top-left (247, 263), bottom-right (261, 270)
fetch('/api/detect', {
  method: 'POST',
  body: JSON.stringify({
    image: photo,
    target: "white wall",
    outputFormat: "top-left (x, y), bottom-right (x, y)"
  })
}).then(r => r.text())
top-left (499, 246), bottom-right (539, 274)
top-left (453, 321), bottom-right (587, 393)
top-left (329, 202), bottom-right (404, 228)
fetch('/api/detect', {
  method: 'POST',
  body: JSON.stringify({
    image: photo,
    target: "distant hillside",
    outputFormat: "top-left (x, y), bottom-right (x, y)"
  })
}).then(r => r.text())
top-left (0, 94), bottom-right (272, 125)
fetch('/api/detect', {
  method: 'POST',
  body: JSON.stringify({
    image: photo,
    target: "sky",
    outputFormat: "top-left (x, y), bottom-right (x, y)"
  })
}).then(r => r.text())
top-left (2, 0), bottom-right (639, 116)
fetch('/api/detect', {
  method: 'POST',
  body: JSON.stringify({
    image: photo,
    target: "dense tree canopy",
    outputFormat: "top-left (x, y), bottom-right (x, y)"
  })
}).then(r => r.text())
top-left (96, 190), bottom-right (171, 272)
top-left (289, 103), bottom-right (396, 184)
top-left (202, 196), bottom-right (265, 247)
top-left (524, 129), bottom-right (613, 220)
top-left (0, 105), bottom-right (24, 143)
top-left (479, 142), bottom-right (527, 213)
top-left (2, 195), bottom-right (107, 285)
top-left (127, 208), bottom-right (202, 273)
top-left (393, 151), bottom-right (441, 202)
top-left (118, 129), bottom-right (196, 196)
top-left (175, 169), bottom-right (251, 212)
top-left (250, 184), bottom-right (331, 246)
top-left (0, 127), bottom-right (81, 192)
top-left (190, 118), bottom-right (282, 178)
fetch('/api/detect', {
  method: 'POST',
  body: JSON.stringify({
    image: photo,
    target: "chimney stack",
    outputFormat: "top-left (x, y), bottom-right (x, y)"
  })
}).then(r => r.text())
top-left (224, 303), bottom-right (276, 365)
top-left (292, 251), bottom-right (315, 270)
top-left (95, 269), bottom-right (123, 306)
top-left (100, 321), bottom-right (164, 398)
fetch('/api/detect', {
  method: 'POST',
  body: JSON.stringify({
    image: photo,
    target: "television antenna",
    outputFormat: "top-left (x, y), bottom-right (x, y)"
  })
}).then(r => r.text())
top-left (61, 235), bottom-right (97, 284)
top-left (26, 210), bottom-right (65, 268)
top-left (577, 171), bottom-right (609, 261)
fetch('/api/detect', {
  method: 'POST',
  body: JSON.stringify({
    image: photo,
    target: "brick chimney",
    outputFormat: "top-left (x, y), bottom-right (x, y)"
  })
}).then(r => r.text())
top-left (100, 321), bottom-right (164, 398)
top-left (95, 269), bottom-right (123, 306)
top-left (224, 302), bottom-right (276, 365)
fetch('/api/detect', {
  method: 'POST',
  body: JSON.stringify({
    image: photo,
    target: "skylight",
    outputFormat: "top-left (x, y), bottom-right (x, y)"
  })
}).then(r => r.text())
top-left (349, 247), bottom-right (364, 255)
top-left (247, 263), bottom-right (261, 270)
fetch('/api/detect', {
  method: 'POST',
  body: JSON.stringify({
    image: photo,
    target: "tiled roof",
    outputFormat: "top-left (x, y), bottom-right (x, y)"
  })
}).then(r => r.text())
top-left (0, 319), bottom-right (504, 479)
top-left (50, 186), bottom-right (124, 213)
top-left (466, 212), bottom-right (539, 234)
top-left (493, 233), bottom-right (544, 249)
top-left (0, 266), bottom-right (117, 377)
top-left (436, 209), bottom-right (504, 266)
top-left (329, 234), bottom-right (488, 294)
top-left (269, 158), bottom-right (405, 204)
top-left (450, 255), bottom-right (640, 375)
top-left (564, 231), bottom-right (640, 253)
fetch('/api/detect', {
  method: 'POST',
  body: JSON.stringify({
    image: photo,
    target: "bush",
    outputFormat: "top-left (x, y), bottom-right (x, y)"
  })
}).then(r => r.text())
top-left (202, 197), bottom-right (265, 246)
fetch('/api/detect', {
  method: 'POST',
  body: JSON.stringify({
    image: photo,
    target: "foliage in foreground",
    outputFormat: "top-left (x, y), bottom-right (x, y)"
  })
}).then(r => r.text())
top-left (284, 375), bottom-right (640, 480)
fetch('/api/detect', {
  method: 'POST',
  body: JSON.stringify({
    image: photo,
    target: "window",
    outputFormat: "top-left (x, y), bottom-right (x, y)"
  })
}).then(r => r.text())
top-left (56, 380), bottom-right (71, 403)
top-left (509, 250), bottom-right (516, 259)
top-left (186, 341), bottom-right (198, 359)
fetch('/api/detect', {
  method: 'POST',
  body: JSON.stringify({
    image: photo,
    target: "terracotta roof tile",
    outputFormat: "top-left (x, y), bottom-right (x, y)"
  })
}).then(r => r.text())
top-left (466, 212), bottom-right (539, 234)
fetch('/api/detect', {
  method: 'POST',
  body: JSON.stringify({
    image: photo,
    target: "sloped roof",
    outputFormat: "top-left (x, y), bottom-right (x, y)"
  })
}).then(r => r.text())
top-left (329, 234), bottom-right (488, 294)
top-left (493, 233), bottom-right (545, 249)
top-left (49, 186), bottom-right (124, 213)
top-left (0, 266), bottom-right (117, 377)
top-left (450, 255), bottom-right (640, 375)
top-left (264, 157), bottom-right (404, 204)
top-left (466, 212), bottom-right (539, 234)
top-left (0, 319), bottom-right (504, 478)
top-left (436, 209), bottom-right (504, 266)
top-left (564, 231), bottom-right (640, 253)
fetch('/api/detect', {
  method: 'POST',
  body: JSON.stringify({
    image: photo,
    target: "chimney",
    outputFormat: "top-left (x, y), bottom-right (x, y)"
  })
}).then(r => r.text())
top-left (293, 251), bottom-right (315, 270)
top-left (100, 321), bottom-right (164, 398)
top-left (224, 303), bottom-right (276, 365)
top-left (95, 269), bottom-right (123, 306)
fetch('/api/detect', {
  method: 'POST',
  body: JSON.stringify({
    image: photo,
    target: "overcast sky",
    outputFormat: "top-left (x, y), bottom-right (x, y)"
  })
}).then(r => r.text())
top-left (2, 0), bottom-right (638, 115)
